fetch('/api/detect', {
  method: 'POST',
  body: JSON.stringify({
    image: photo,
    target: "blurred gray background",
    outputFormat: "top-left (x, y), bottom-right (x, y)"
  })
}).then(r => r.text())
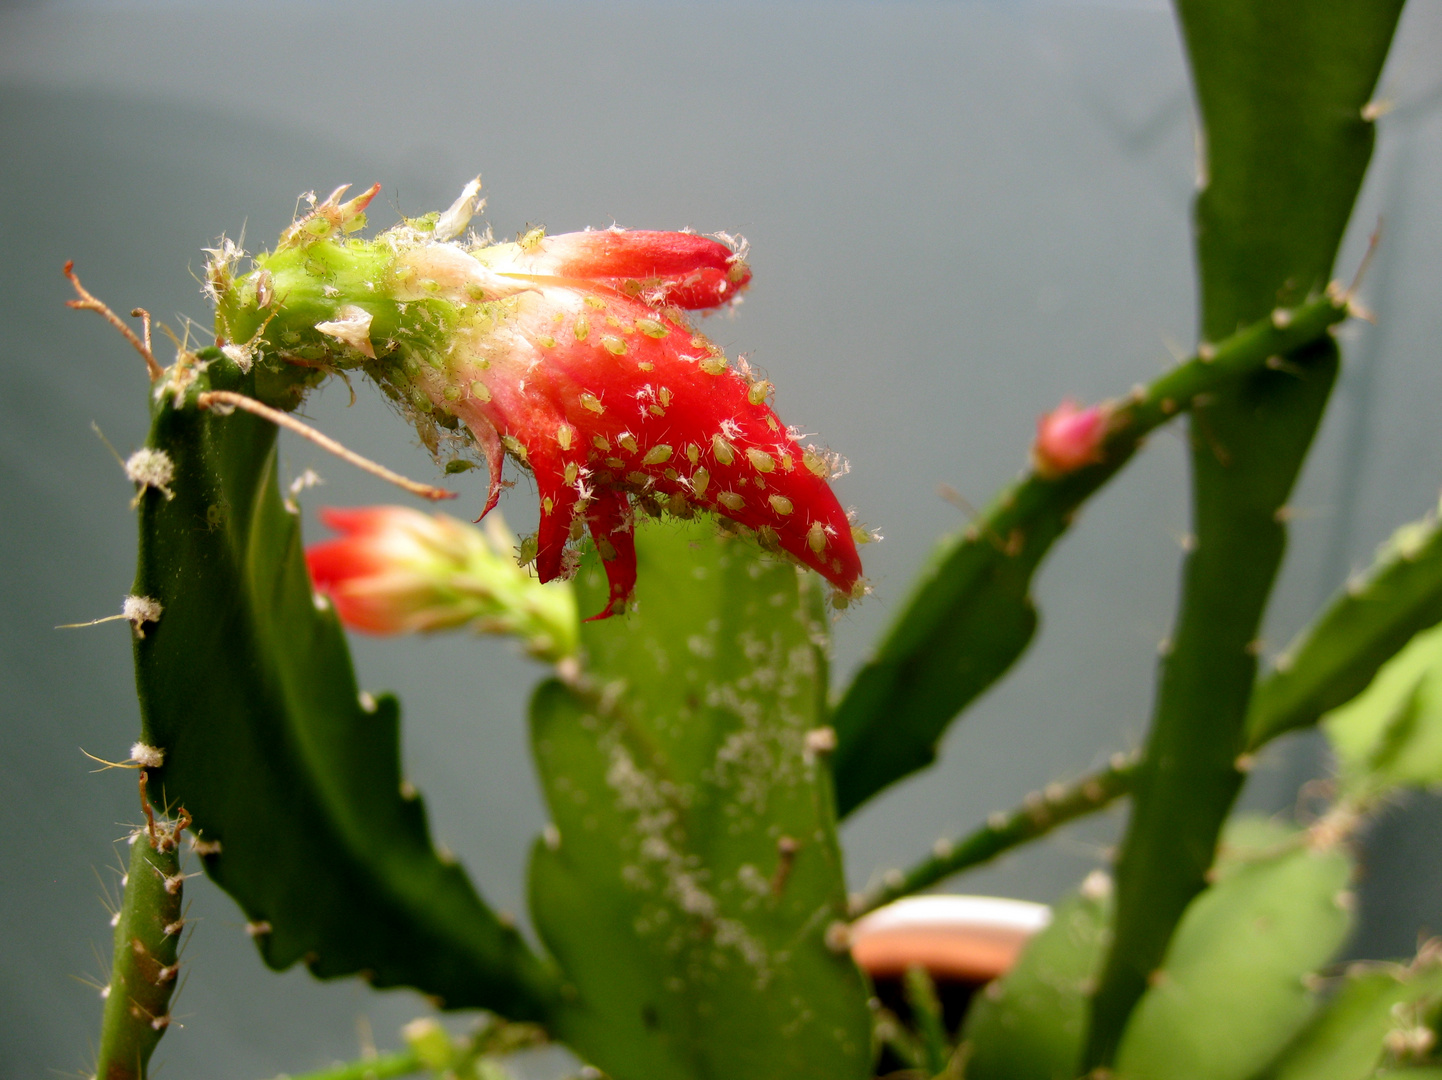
top-left (2, 1), bottom-right (1440, 1076)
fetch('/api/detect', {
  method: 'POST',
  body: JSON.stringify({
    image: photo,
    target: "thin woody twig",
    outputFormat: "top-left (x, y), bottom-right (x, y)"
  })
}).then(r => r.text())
top-left (130, 307), bottom-right (153, 357)
top-left (63, 261), bottom-right (164, 380)
top-left (196, 390), bottom-right (456, 502)
top-left (138, 771), bottom-right (158, 848)
top-left (849, 751), bottom-right (1140, 918)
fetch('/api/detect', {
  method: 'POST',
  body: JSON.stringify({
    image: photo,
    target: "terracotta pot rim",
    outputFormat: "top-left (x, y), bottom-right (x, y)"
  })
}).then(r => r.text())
top-left (850, 894), bottom-right (1051, 984)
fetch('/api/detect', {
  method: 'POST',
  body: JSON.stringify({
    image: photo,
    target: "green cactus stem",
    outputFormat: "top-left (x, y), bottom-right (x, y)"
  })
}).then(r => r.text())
top-left (1247, 504), bottom-right (1442, 750)
top-left (131, 350), bottom-right (559, 1017)
top-left (850, 752), bottom-right (1139, 918)
top-left (95, 779), bottom-right (187, 1080)
top-left (854, 496), bottom-right (1442, 915)
top-left (903, 964), bottom-right (953, 1077)
top-left (1086, 340), bottom-right (1338, 1069)
top-left (831, 288), bottom-right (1353, 817)
top-left (527, 522), bottom-right (872, 1080)
top-left (1084, 0), bottom-right (1404, 1063)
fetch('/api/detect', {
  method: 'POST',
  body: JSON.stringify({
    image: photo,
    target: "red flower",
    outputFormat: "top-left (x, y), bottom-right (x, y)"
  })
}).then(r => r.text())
top-left (1032, 399), bottom-right (1109, 478)
top-left (398, 227), bottom-right (865, 619)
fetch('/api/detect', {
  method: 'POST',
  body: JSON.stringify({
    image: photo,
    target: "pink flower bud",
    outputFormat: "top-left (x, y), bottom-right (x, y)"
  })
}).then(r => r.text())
top-left (502, 228), bottom-right (752, 309)
top-left (1032, 400), bottom-right (1109, 477)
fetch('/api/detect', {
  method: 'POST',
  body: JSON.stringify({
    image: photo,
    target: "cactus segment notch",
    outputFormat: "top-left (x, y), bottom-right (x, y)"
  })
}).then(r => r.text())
top-left (131, 358), bottom-right (559, 1018)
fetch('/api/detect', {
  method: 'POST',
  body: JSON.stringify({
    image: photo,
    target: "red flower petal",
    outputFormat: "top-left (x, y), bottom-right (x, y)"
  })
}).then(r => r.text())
top-left (581, 488), bottom-right (637, 621)
top-left (306, 537), bottom-right (390, 588)
top-left (441, 280), bottom-right (862, 618)
top-left (494, 229), bottom-right (751, 310)
top-left (317, 505), bottom-right (403, 536)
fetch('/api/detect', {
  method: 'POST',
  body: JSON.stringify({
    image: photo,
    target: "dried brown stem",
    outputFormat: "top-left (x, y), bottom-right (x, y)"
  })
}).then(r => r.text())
top-left (196, 390), bottom-right (456, 502)
top-left (63, 261), bottom-right (164, 380)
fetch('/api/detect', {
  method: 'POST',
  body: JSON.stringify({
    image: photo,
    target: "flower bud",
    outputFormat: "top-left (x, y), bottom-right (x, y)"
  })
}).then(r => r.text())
top-left (1032, 400), bottom-right (1109, 478)
top-left (305, 505), bottom-right (579, 663)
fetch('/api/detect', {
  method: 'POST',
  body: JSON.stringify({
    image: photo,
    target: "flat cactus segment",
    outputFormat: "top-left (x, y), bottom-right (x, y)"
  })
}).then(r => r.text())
top-left (1087, 0), bottom-right (1405, 1063)
top-left (1095, 339), bottom-right (1340, 1064)
top-left (130, 358), bottom-right (558, 1017)
top-left (830, 290), bottom-right (1349, 819)
top-left (850, 498), bottom-right (1442, 915)
top-left (1112, 842), bottom-right (1355, 1080)
top-left (1249, 509), bottom-right (1442, 750)
top-left (959, 881), bottom-right (1112, 1080)
top-left (1261, 961), bottom-right (1442, 1080)
top-left (1323, 622), bottom-right (1442, 800)
top-left (95, 818), bottom-right (184, 1080)
top-left (527, 520), bottom-right (871, 1080)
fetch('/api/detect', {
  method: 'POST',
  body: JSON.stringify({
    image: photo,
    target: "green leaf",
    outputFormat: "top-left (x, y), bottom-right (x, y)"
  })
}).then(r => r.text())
top-left (1087, 1), bottom-right (1404, 1062)
top-left (133, 359), bottom-right (558, 1016)
top-left (527, 520), bottom-right (872, 1080)
top-left (1260, 963), bottom-right (1442, 1080)
top-left (1112, 842), bottom-right (1355, 1080)
top-left (960, 881), bottom-right (1112, 1080)
top-left (1248, 509), bottom-right (1442, 749)
top-left (1323, 623), bottom-right (1442, 799)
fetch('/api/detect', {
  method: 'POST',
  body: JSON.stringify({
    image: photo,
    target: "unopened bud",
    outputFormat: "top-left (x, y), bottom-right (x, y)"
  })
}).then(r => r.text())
top-left (1032, 400), bottom-right (1109, 477)
top-left (306, 506), bottom-right (579, 663)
